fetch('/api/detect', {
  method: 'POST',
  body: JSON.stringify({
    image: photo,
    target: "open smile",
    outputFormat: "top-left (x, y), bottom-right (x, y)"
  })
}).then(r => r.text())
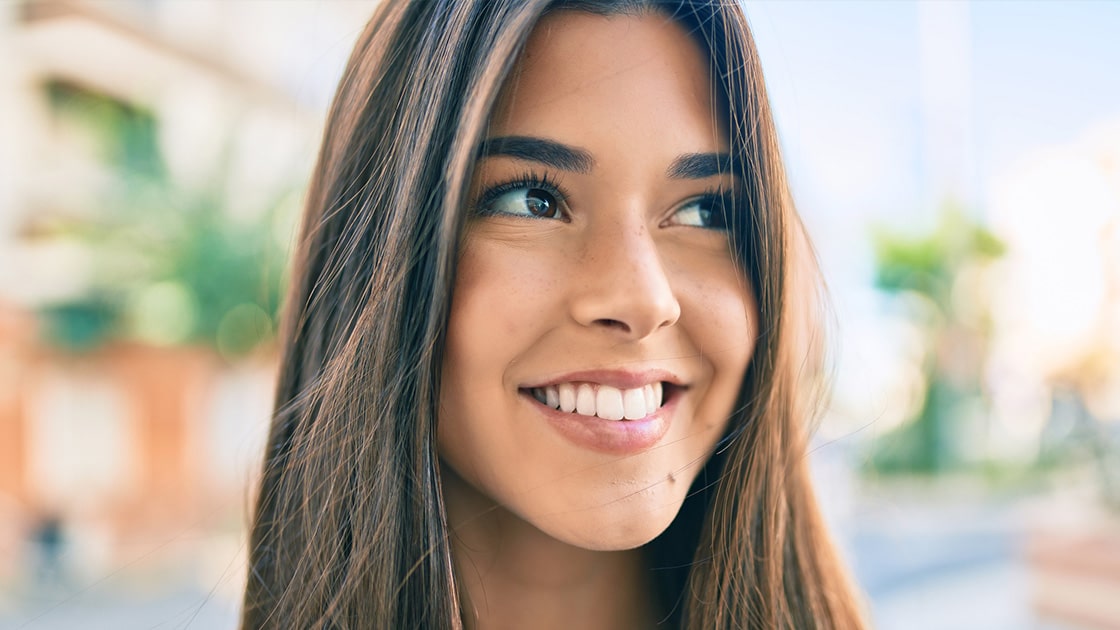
top-left (523, 381), bottom-right (674, 421)
top-left (517, 374), bottom-right (683, 455)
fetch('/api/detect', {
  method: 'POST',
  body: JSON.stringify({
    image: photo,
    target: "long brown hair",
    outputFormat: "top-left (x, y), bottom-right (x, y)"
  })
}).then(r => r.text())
top-left (241, 1), bottom-right (867, 627)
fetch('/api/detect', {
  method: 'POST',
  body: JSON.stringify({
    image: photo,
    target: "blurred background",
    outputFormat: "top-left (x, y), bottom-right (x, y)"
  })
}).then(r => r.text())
top-left (0, 0), bottom-right (1117, 628)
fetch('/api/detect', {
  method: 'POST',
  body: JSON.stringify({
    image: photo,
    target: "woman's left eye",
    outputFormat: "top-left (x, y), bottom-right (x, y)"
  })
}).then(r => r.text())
top-left (668, 193), bottom-right (732, 230)
top-left (477, 185), bottom-right (563, 219)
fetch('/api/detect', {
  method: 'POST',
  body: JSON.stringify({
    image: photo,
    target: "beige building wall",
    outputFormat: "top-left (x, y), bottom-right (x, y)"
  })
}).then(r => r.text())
top-left (0, 0), bottom-right (374, 583)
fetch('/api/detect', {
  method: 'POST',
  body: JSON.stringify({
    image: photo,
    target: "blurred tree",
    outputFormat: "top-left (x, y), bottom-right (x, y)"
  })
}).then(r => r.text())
top-left (868, 207), bottom-right (1004, 474)
top-left (37, 81), bottom-right (291, 360)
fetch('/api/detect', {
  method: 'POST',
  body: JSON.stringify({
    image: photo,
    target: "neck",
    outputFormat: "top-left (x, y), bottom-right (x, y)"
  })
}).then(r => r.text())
top-left (443, 469), bottom-right (663, 630)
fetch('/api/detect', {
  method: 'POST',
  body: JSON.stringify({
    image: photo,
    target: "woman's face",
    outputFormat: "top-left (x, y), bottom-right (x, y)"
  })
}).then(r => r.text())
top-left (439, 11), bottom-right (758, 551)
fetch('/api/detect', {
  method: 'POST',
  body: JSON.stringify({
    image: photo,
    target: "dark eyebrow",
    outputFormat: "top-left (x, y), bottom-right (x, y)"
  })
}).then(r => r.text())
top-left (477, 136), bottom-right (594, 174)
top-left (668, 152), bottom-right (734, 179)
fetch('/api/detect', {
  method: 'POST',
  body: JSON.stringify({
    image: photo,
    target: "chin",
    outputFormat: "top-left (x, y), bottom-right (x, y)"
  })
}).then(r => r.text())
top-left (536, 483), bottom-right (688, 552)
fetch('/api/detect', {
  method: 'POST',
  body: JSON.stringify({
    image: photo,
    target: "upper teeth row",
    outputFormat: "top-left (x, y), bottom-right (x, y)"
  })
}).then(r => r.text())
top-left (530, 382), bottom-right (663, 421)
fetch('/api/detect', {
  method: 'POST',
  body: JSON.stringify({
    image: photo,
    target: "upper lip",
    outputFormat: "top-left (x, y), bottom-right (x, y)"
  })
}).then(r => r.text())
top-left (520, 368), bottom-right (685, 391)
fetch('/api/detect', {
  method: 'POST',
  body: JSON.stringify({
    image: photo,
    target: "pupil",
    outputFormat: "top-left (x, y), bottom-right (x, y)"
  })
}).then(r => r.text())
top-left (527, 190), bottom-right (552, 217)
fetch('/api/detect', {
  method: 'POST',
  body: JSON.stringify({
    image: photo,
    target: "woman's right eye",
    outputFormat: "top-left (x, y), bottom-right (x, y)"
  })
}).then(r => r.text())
top-left (477, 186), bottom-right (563, 219)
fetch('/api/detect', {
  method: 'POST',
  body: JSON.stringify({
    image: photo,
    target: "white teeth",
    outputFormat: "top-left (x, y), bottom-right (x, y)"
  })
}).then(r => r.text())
top-left (595, 386), bottom-right (625, 421)
top-left (531, 381), bottom-right (667, 420)
top-left (558, 383), bottom-right (576, 413)
top-left (623, 387), bottom-right (647, 420)
top-left (576, 384), bottom-right (596, 416)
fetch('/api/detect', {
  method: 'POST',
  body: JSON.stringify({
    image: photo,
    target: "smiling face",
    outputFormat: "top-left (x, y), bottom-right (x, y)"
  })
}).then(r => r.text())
top-left (439, 10), bottom-right (758, 551)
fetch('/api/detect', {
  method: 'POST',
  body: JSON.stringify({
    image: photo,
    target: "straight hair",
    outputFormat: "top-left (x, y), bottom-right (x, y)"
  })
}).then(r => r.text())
top-left (242, 0), bottom-right (867, 627)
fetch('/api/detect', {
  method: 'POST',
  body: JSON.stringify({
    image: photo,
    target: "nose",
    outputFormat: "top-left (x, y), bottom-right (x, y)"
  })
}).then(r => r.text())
top-left (568, 216), bottom-right (681, 340)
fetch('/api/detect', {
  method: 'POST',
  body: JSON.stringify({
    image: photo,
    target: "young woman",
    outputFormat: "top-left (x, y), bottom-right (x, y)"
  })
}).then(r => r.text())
top-left (242, 0), bottom-right (867, 628)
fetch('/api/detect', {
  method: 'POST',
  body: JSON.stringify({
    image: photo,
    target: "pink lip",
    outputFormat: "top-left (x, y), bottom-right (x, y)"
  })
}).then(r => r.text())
top-left (521, 368), bottom-right (684, 390)
top-left (518, 382), bottom-right (680, 456)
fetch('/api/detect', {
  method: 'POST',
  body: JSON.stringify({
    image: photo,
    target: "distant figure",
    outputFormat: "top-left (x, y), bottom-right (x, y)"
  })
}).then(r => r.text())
top-left (31, 513), bottom-right (67, 590)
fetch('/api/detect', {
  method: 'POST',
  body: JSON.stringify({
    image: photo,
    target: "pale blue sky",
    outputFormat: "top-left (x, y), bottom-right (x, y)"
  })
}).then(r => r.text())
top-left (745, 0), bottom-right (1120, 285)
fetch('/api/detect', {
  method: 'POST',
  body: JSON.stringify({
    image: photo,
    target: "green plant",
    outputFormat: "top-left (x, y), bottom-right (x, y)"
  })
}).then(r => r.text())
top-left (37, 81), bottom-right (293, 359)
top-left (867, 206), bottom-right (1004, 475)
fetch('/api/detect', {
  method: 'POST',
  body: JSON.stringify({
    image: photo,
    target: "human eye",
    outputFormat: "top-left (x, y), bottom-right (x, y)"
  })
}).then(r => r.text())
top-left (666, 189), bottom-right (735, 231)
top-left (474, 172), bottom-right (568, 220)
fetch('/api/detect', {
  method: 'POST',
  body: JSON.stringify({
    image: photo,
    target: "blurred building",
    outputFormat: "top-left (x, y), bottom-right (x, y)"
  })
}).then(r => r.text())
top-left (986, 120), bottom-right (1120, 462)
top-left (0, 0), bottom-right (373, 593)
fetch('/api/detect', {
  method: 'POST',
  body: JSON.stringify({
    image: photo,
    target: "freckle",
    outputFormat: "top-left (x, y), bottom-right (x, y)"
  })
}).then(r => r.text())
top-left (667, 472), bottom-right (676, 484)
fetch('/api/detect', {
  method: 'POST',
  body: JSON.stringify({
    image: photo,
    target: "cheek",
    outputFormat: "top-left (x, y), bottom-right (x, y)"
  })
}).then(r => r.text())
top-left (706, 278), bottom-right (757, 368)
top-left (438, 236), bottom-right (560, 463)
top-left (677, 261), bottom-right (758, 434)
top-left (675, 253), bottom-right (758, 372)
top-left (449, 237), bottom-right (562, 340)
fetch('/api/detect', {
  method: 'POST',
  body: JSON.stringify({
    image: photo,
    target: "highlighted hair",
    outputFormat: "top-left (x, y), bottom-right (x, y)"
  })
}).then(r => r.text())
top-left (242, 1), bottom-right (867, 627)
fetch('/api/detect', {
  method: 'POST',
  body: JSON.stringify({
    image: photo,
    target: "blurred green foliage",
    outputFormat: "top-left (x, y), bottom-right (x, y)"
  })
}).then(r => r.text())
top-left (867, 207), bottom-right (1004, 475)
top-left (38, 81), bottom-right (290, 360)
top-left (873, 209), bottom-right (1004, 303)
top-left (46, 81), bottom-right (164, 179)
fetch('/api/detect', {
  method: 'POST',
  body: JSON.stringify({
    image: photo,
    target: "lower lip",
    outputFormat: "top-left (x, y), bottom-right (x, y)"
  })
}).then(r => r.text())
top-left (520, 390), bottom-right (675, 455)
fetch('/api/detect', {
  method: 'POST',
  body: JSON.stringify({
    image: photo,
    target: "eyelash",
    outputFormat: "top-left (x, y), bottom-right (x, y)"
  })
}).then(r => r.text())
top-left (671, 186), bottom-right (738, 231)
top-left (473, 172), bottom-right (739, 230)
top-left (474, 170), bottom-right (571, 219)
top-left (696, 186), bottom-right (734, 208)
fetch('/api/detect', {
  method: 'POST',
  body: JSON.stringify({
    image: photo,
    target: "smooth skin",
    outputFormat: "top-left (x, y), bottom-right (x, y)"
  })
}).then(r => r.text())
top-left (439, 11), bottom-right (758, 629)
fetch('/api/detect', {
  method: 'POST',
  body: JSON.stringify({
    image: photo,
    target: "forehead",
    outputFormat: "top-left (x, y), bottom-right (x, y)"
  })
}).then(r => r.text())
top-left (487, 10), bottom-right (727, 150)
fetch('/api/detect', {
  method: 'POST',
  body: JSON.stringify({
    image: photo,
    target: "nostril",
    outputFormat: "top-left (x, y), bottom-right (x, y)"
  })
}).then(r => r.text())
top-left (593, 318), bottom-right (630, 332)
